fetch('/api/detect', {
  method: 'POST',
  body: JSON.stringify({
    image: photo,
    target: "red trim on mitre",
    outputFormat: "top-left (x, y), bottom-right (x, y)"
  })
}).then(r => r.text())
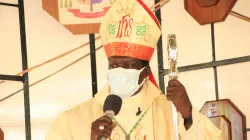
top-left (149, 71), bottom-right (159, 88)
top-left (137, 0), bottom-right (161, 29)
top-left (136, 0), bottom-right (160, 88)
top-left (104, 42), bottom-right (154, 61)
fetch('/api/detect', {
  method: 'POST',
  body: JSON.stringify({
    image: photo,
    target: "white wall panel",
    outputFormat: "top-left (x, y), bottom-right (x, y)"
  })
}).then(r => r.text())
top-left (161, 0), bottom-right (212, 67)
top-left (0, 6), bottom-right (22, 74)
top-left (165, 68), bottom-right (216, 110)
top-left (215, 0), bottom-right (250, 60)
top-left (0, 0), bottom-right (17, 4)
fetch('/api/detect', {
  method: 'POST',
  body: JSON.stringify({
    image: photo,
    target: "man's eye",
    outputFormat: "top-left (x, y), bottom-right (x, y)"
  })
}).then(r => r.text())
top-left (110, 64), bottom-right (117, 68)
top-left (127, 64), bottom-right (133, 68)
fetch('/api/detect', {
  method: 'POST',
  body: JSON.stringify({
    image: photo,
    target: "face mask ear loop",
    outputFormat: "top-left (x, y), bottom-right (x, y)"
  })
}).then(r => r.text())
top-left (139, 67), bottom-right (146, 74)
top-left (138, 76), bottom-right (149, 90)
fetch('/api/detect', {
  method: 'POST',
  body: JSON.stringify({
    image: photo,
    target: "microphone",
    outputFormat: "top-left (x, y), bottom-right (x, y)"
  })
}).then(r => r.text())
top-left (98, 95), bottom-right (122, 140)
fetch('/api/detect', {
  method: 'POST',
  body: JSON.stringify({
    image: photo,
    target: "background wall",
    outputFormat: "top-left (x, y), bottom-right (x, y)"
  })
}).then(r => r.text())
top-left (0, 0), bottom-right (249, 139)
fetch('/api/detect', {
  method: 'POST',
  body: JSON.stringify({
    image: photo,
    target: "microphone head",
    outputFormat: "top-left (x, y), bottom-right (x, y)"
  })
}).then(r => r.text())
top-left (103, 94), bottom-right (122, 116)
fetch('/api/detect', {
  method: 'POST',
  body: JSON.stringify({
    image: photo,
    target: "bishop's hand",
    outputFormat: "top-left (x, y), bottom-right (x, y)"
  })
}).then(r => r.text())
top-left (166, 79), bottom-right (192, 118)
top-left (91, 115), bottom-right (116, 140)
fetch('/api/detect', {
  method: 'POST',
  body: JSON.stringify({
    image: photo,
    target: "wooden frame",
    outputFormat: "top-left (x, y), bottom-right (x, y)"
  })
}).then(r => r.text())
top-left (184, 0), bottom-right (237, 25)
top-left (0, 128), bottom-right (3, 140)
top-left (42, 0), bottom-right (104, 34)
top-left (209, 115), bottom-right (232, 140)
top-left (200, 99), bottom-right (247, 140)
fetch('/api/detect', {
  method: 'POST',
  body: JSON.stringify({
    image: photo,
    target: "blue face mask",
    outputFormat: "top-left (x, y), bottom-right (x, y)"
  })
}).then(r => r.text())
top-left (107, 67), bottom-right (146, 98)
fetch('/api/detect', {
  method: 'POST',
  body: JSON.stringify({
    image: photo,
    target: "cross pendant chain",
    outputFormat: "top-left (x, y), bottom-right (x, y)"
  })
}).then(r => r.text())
top-left (112, 106), bottom-right (150, 140)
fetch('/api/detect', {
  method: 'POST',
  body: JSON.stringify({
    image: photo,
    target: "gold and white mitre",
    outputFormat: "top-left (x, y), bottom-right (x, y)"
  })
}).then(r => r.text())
top-left (99, 0), bottom-right (162, 61)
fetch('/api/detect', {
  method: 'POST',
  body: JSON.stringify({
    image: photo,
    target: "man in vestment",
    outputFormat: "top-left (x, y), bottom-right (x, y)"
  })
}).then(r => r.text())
top-left (46, 0), bottom-right (223, 139)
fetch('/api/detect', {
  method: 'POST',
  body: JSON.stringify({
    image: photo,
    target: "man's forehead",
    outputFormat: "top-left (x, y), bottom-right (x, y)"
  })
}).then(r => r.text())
top-left (108, 56), bottom-right (141, 62)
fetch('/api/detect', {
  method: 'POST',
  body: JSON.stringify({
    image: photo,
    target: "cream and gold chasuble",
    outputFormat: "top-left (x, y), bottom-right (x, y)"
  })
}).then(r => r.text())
top-left (46, 81), bottom-right (222, 140)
